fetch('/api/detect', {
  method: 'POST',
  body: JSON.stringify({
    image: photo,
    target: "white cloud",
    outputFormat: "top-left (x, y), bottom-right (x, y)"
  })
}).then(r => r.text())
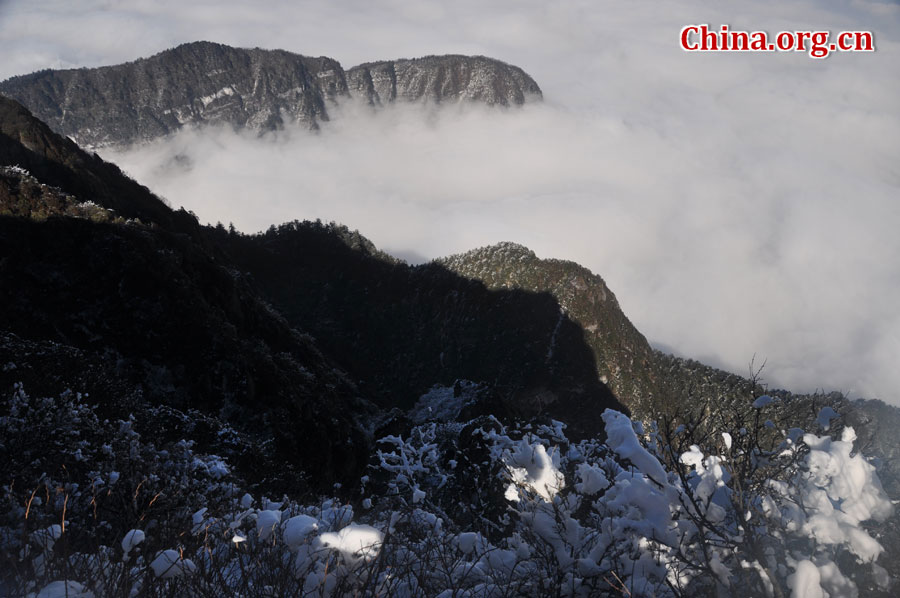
top-left (2, 0), bottom-right (899, 402)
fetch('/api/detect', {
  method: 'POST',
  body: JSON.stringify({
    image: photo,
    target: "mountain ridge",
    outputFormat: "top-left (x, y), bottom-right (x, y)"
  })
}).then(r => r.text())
top-left (0, 41), bottom-right (542, 148)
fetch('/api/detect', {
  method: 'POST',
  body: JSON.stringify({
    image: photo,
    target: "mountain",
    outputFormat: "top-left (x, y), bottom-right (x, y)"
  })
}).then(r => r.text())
top-left (0, 97), bottom-right (375, 490)
top-left (347, 55), bottom-right (542, 106)
top-left (3, 95), bottom-right (900, 595)
top-left (208, 222), bottom-right (628, 440)
top-left (0, 41), bottom-right (542, 147)
top-left (0, 96), bottom-right (625, 484)
top-left (441, 243), bottom-right (661, 414)
top-left (0, 96), bottom-right (196, 232)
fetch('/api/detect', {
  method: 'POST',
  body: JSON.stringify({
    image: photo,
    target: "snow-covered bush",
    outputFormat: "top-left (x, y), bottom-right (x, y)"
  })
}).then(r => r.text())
top-left (1, 380), bottom-right (893, 597)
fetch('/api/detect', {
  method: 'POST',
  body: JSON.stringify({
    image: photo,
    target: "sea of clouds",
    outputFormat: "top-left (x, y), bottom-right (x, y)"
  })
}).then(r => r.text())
top-left (1, 0), bottom-right (898, 402)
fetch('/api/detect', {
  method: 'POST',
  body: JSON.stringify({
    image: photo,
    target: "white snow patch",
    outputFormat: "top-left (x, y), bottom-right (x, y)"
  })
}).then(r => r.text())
top-left (150, 549), bottom-right (196, 579)
top-left (318, 523), bottom-right (384, 562)
top-left (753, 395), bottom-right (774, 409)
top-left (120, 529), bottom-right (145, 560)
top-left (199, 85), bottom-right (236, 107)
top-left (504, 442), bottom-right (565, 501)
top-left (256, 509), bottom-right (282, 541)
top-left (816, 406), bottom-right (839, 431)
top-left (575, 462), bottom-right (610, 495)
top-left (788, 560), bottom-right (824, 598)
top-left (35, 581), bottom-right (94, 598)
top-left (602, 409), bottom-right (667, 487)
top-left (283, 514), bottom-right (319, 548)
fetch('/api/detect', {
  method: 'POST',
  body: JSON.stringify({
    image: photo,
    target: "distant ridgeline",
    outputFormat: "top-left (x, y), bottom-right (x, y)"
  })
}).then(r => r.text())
top-left (0, 41), bottom-right (542, 147)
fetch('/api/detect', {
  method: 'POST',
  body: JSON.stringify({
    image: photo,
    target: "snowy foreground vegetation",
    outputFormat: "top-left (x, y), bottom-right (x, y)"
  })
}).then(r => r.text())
top-left (0, 383), bottom-right (894, 598)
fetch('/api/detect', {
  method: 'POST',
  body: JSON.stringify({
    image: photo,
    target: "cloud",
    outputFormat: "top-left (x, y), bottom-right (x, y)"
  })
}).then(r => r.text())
top-left (3, 0), bottom-right (900, 403)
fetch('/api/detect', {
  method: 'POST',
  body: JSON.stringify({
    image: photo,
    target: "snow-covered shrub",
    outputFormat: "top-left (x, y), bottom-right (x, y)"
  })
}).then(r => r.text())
top-left (0, 384), bottom-right (237, 596)
top-left (1, 380), bottom-right (893, 597)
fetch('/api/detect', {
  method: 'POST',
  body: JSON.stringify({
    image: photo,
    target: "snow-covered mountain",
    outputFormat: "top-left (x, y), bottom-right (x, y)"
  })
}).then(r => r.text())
top-left (0, 41), bottom-right (542, 148)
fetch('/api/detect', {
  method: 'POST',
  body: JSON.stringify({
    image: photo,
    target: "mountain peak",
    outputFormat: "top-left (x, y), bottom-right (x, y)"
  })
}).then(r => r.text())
top-left (347, 55), bottom-right (542, 107)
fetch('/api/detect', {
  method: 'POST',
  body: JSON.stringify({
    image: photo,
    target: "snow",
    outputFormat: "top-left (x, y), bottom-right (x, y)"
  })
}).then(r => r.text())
top-left (457, 532), bottom-right (485, 555)
top-left (801, 427), bottom-right (893, 561)
top-left (191, 507), bottom-right (208, 533)
top-left (679, 445), bottom-right (730, 502)
top-left (318, 523), bottom-right (384, 562)
top-left (196, 454), bottom-right (229, 479)
top-left (199, 85), bottom-right (236, 107)
top-left (35, 581), bottom-right (94, 598)
top-left (574, 462), bottom-right (609, 495)
top-left (35, 524), bottom-right (62, 546)
top-left (3, 383), bottom-right (894, 598)
top-left (788, 560), bottom-right (824, 598)
top-left (120, 529), bottom-right (144, 559)
top-left (149, 549), bottom-right (196, 578)
top-left (601, 409), bottom-right (668, 487)
top-left (283, 514), bottom-right (318, 548)
top-left (256, 509), bottom-right (282, 541)
top-left (753, 395), bottom-right (774, 408)
top-left (816, 406), bottom-right (839, 430)
top-left (409, 382), bottom-right (479, 424)
top-left (504, 442), bottom-right (565, 501)
top-left (721, 432), bottom-right (733, 450)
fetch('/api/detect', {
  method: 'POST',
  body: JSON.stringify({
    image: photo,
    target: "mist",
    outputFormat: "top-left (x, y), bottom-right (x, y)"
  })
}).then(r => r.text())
top-left (2, 0), bottom-right (899, 402)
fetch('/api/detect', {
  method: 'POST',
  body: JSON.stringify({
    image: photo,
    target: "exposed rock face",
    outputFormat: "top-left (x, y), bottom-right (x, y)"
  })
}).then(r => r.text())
top-left (0, 42), bottom-right (541, 148)
top-left (346, 55), bottom-right (542, 106)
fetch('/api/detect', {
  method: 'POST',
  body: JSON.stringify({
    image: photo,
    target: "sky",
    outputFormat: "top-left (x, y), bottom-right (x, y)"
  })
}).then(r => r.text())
top-left (1, 0), bottom-right (899, 403)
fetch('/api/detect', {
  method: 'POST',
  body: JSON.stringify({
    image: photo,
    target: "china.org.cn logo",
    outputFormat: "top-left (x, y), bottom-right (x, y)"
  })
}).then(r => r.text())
top-left (680, 24), bottom-right (874, 58)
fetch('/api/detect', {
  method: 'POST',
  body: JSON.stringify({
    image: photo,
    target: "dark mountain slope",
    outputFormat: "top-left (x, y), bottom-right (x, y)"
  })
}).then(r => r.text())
top-left (441, 243), bottom-right (660, 414)
top-left (0, 42), bottom-right (541, 148)
top-left (209, 222), bottom-right (627, 439)
top-left (0, 99), bottom-right (373, 489)
top-left (0, 96), bottom-right (196, 233)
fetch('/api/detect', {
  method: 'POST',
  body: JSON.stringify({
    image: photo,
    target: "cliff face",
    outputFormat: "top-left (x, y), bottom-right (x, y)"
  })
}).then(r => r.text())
top-left (346, 55), bottom-right (542, 106)
top-left (0, 43), bottom-right (542, 148)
